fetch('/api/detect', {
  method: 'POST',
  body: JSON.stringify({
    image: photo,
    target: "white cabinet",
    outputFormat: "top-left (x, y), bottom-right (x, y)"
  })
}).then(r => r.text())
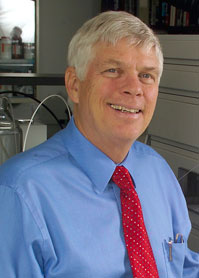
top-left (148, 35), bottom-right (199, 175)
top-left (161, 64), bottom-right (199, 92)
top-left (150, 93), bottom-right (199, 148)
top-left (148, 35), bottom-right (199, 249)
top-left (158, 35), bottom-right (199, 64)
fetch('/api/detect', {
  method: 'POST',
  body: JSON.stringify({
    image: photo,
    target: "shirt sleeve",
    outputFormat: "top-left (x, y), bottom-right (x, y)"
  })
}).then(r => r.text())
top-left (0, 185), bottom-right (44, 278)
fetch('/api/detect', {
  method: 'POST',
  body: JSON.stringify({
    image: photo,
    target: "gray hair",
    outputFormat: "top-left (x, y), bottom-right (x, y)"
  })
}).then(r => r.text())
top-left (67, 11), bottom-right (163, 81)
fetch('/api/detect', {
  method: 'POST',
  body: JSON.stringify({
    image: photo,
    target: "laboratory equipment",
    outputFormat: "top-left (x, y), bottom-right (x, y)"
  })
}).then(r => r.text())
top-left (0, 97), bottom-right (22, 165)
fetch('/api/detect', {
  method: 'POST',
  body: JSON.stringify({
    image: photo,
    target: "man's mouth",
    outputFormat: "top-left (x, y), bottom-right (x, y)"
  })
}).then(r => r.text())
top-left (110, 104), bottom-right (140, 113)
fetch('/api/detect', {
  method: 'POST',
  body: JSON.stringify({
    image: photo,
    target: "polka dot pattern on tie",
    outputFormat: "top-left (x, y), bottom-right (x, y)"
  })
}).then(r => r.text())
top-left (112, 166), bottom-right (159, 278)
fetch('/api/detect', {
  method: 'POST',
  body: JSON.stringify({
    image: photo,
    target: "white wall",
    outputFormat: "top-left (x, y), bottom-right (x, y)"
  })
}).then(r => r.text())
top-left (36, 0), bottom-right (101, 133)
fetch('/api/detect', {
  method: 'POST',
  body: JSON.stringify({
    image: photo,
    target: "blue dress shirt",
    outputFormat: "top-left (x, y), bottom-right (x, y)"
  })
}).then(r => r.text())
top-left (0, 117), bottom-right (199, 278)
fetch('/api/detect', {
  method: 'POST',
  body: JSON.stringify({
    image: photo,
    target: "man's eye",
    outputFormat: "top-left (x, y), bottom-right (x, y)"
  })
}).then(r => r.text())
top-left (139, 73), bottom-right (155, 84)
top-left (102, 68), bottom-right (121, 77)
top-left (140, 73), bottom-right (151, 79)
top-left (107, 68), bottom-right (117, 73)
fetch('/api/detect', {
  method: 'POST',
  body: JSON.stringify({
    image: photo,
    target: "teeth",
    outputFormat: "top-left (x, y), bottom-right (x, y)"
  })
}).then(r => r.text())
top-left (110, 104), bottom-right (139, 113)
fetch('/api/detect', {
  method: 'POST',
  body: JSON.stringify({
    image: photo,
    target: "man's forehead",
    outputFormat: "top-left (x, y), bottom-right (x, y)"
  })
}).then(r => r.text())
top-left (93, 45), bottom-right (158, 65)
top-left (93, 39), bottom-right (157, 57)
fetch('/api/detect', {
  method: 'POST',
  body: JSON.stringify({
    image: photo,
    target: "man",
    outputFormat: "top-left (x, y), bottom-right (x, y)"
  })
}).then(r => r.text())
top-left (0, 11), bottom-right (198, 278)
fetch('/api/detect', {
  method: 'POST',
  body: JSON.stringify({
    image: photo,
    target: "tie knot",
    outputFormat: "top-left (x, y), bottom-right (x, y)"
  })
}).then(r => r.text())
top-left (112, 166), bottom-right (133, 191)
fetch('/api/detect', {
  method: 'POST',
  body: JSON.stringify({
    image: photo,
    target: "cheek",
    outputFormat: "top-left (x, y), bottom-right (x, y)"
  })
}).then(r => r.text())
top-left (89, 80), bottom-right (115, 106)
top-left (78, 82), bottom-right (103, 117)
top-left (78, 81), bottom-right (94, 105)
top-left (146, 88), bottom-right (158, 107)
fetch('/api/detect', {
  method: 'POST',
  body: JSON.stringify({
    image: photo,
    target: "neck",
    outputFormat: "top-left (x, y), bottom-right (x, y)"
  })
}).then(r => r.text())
top-left (73, 114), bottom-right (134, 164)
top-left (82, 129), bottom-right (133, 163)
top-left (100, 143), bottom-right (131, 164)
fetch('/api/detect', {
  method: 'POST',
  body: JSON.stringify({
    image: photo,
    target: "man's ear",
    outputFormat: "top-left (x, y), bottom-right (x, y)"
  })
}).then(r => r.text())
top-left (65, 67), bottom-right (80, 104)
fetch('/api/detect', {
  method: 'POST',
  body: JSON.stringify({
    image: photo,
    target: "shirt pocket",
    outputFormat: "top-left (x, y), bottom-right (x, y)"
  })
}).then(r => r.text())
top-left (162, 239), bottom-right (186, 278)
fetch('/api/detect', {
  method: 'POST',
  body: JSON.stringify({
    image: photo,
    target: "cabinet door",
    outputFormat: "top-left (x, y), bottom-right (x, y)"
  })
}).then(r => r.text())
top-left (158, 35), bottom-right (199, 63)
top-left (160, 64), bottom-right (199, 92)
top-left (149, 93), bottom-right (199, 148)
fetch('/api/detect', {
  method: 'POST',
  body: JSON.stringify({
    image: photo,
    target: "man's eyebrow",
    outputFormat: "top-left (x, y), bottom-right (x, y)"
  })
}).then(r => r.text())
top-left (143, 66), bottom-right (159, 72)
top-left (100, 59), bottom-right (123, 66)
top-left (142, 66), bottom-right (161, 76)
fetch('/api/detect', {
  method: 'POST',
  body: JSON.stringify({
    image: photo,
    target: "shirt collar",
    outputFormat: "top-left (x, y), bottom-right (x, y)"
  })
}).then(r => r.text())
top-left (118, 148), bottom-right (134, 177)
top-left (63, 117), bottom-right (134, 194)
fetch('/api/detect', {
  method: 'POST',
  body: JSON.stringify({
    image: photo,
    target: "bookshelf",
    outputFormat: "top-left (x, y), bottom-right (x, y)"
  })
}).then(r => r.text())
top-left (149, 0), bottom-right (199, 34)
top-left (101, 0), bottom-right (137, 14)
top-left (101, 0), bottom-right (199, 34)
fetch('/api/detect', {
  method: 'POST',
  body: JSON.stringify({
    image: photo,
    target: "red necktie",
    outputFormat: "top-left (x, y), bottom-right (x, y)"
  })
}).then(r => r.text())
top-left (112, 166), bottom-right (159, 278)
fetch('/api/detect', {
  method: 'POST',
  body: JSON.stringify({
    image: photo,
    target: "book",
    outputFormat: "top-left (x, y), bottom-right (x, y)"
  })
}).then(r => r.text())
top-left (162, 1), bottom-right (170, 26)
top-left (183, 11), bottom-right (190, 27)
top-left (169, 5), bottom-right (176, 26)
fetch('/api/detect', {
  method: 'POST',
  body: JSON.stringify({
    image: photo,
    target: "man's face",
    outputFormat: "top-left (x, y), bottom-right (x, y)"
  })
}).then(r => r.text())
top-left (68, 39), bottom-right (160, 154)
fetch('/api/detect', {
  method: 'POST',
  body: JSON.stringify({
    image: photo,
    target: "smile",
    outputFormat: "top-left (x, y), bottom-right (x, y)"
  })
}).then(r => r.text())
top-left (110, 104), bottom-right (140, 113)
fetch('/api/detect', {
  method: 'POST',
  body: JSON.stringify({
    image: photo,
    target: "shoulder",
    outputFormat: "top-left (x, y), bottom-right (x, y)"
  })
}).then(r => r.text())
top-left (131, 140), bottom-right (173, 175)
top-left (131, 141), bottom-right (184, 201)
top-left (0, 129), bottom-right (69, 188)
top-left (133, 140), bottom-right (163, 160)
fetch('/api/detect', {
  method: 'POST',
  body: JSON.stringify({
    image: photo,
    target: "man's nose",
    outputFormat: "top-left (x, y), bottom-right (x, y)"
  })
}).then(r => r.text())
top-left (121, 74), bottom-right (143, 96)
